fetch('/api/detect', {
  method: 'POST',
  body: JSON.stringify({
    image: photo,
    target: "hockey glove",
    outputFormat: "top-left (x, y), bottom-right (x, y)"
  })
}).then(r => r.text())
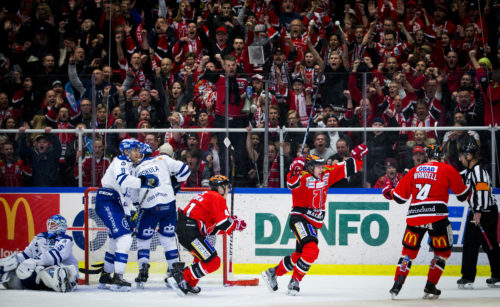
top-left (290, 157), bottom-right (306, 176)
top-left (232, 216), bottom-right (247, 231)
top-left (171, 176), bottom-right (181, 195)
top-left (140, 174), bottom-right (159, 188)
top-left (351, 144), bottom-right (368, 160)
top-left (382, 179), bottom-right (394, 200)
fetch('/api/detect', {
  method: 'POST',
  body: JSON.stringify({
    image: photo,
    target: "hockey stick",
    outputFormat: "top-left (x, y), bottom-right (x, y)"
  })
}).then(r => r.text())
top-left (299, 74), bottom-right (323, 155)
top-left (79, 262), bottom-right (104, 274)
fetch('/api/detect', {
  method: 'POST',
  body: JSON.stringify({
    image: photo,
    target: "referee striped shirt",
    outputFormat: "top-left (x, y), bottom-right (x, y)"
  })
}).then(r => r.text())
top-left (462, 164), bottom-right (496, 212)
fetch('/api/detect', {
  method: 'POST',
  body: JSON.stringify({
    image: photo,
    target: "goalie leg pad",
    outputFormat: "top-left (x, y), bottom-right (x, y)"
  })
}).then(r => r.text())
top-left (16, 260), bottom-right (44, 290)
top-left (36, 265), bottom-right (77, 292)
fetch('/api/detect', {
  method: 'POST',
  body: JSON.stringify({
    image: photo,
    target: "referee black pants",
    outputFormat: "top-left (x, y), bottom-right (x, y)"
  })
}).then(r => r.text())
top-left (461, 206), bottom-right (500, 281)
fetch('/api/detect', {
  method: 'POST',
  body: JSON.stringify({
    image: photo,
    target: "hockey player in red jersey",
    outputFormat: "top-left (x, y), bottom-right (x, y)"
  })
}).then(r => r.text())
top-left (167, 175), bottom-right (246, 297)
top-left (382, 144), bottom-right (470, 299)
top-left (261, 144), bottom-right (368, 295)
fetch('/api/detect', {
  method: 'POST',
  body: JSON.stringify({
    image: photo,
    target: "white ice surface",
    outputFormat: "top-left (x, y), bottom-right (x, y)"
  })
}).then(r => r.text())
top-left (1, 275), bottom-right (499, 307)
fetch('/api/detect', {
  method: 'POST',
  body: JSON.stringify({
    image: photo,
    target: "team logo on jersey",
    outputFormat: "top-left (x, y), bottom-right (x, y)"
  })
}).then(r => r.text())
top-left (121, 217), bottom-right (130, 230)
top-left (191, 238), bottom-right (211, 260)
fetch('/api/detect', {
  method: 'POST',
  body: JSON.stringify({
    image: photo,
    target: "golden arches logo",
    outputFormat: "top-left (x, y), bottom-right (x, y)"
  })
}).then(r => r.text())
top-left (0, 197), bottom-right (35, 241)
top-left (432, 236), bottom-right (447, 248)
top-left (404, 232), bottom-right (418, 246)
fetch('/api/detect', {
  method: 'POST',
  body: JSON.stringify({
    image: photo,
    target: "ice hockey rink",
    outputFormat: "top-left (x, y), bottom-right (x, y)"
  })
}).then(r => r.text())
top-left (1, 275), bottom-right (499, 307)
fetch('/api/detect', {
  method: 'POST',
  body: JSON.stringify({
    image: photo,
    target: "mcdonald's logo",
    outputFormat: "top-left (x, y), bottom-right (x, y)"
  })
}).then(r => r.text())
top-left (432, 236), bottom-right (448, 248)
top-left (0, 197), bottom-right (35, 241)
top-left (403, 231), bottom-right (418, 247)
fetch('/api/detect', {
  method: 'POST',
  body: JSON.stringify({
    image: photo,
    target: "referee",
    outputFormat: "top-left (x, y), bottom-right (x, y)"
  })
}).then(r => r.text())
top-left (457, 137), bottom-right (500, 288)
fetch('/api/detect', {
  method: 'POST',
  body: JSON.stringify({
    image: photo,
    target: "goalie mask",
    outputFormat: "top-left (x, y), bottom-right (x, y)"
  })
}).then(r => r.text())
top-left (47, 215), bottom-right (67, 237)
top-left (305, 154), bottom-right (325, 174)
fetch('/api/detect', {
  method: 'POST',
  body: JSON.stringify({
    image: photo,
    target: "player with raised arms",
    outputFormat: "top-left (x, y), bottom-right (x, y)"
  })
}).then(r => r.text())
top-left (132, 142), bottom-right (191, 288)
top-left (383, 144), bottom-right (470, 299)
top-left (0, 215), bottom-right (78, 292)
top-left (96, 138), bottom-right (159, 291)
top-left (167, 175), bottom-right (247, 297)
top-left (261, 144), bottom-right (368, 295)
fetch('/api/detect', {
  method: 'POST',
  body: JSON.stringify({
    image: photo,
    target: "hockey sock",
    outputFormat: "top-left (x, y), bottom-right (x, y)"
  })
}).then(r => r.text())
top-left (183, 256), bottom-right (221, 287)
top-left (394, 255), bottom-right (412, 282)
top-left (114, 252), bottom-right (129, 275)
top-left (427, 256), bottom-right (447, 284)
top-left (137, 249), bottom-right (150, 268)
top-left (275, 252), bottom-right (301, 276)
top-left (159, 234), bottom-right (179, 268)
top-left (292, 242), bottom-right (318, 282)
top-left (103, 252), bottom-right (115, 274)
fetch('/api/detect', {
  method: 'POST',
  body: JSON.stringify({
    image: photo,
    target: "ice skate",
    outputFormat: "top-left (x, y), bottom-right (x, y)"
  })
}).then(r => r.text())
top-left (457, 278), bottom-right (473, 289)
top-left (98, 271), bottom-right (113, 289)
top-left (261, 267), bottom-right (278, 292)
top-left (389, 275), bottom-right (405, 299)
top-left (486, 277), bottom-right (500, 288)
top-left (135, 263), bottom-right (150, 289)
top-left (423, 281), bottom-right (441, 300)
top-left (286, 278), bottom-right (300, 296)
top-left (167, 262), bottom-right (189, 297)
top-left (110, 273), bottom-right (131, 292)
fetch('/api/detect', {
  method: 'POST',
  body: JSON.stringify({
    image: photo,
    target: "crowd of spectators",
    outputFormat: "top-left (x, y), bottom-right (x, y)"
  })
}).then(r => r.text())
top-left (0, 0), bottom-right (499, 188)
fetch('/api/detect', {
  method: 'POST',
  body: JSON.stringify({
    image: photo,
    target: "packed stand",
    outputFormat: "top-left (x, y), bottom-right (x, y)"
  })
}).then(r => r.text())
top-left (0, 0), bottom-right (498, 188)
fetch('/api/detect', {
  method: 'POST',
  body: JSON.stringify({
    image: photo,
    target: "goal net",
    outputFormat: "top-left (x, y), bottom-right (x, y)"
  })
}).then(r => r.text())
top-left (83, 187), bottom-right (258, 286)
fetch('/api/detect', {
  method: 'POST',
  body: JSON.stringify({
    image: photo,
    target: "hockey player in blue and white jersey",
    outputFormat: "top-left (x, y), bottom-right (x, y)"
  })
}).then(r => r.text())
top-left (96, 138), bottom-right (159, 291)
top-left (132, 142), bottom-right (191, 289)
top-left (0, 215), bottom-right (78, 292)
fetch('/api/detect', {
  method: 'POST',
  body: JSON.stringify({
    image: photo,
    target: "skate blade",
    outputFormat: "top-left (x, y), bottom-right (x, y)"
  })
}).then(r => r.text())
top-left (98, 283), bottom-right (110, 290)
top-left (422, 293), bottom-right (439, 300)
top-left (167, 277), bottom-right (186, 297)
top-left (261, 271), bottom-right (277, 292)
top-left (487, 283), bottom-right (500, 288)
top-left (390, 292), bottom-right (397, 300)
top-left (110, 284), bottom-right (131, 292)
top-left (286, 289), bottom-right (299, 296)
top-left (136, 281), bottom-right (145, 289)
top-left (458, 283), bottom-right (473, 289)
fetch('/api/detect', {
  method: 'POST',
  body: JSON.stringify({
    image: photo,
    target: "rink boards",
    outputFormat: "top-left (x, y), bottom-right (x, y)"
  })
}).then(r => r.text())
top-left (1, 187), bottom-right (499, 276)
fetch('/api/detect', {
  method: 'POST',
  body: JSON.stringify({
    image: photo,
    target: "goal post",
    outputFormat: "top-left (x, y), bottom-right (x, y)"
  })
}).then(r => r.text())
top-left (82, 186), bottom-right (258, 286)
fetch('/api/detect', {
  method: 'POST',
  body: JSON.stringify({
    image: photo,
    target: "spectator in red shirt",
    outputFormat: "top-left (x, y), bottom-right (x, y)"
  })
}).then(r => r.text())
top-left (0, 142), bottom-right (25, 187)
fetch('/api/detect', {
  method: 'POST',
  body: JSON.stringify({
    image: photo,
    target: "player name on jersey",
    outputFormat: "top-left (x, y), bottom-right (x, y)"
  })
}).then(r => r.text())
top-left (414, 165), bottom-right (438, 181)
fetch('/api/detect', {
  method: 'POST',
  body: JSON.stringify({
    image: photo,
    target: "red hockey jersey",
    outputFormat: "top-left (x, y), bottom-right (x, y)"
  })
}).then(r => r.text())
top-left (182, 190), bottom-right (235, 236)
top-left (287, 158), bottom-right (363, 228)
top-left (392, 161), bottom-right (469, 226)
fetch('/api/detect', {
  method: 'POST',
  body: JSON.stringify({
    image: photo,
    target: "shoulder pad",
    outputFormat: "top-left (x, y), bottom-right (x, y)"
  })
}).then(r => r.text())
top-left (58, 234), bottom-right (73, 241)
top-left (38, 232), bottom-right (49, 238)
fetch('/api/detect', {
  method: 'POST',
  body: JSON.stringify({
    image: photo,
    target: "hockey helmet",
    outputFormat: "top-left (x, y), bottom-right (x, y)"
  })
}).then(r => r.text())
top-left (139, 142), bottom-right (153, 156)
top-left (119, 138), bottom-right (140, 155)
top-left (425, 144), bottom-right (443, 160)
top-left (458, 137), bottom-right (479, 156)
top-left (305, 154), bottom-right (325, 173)
top-left (209, 175), bottom-right (230, 191)
top-left (47, 214), bottom-right (67, 237)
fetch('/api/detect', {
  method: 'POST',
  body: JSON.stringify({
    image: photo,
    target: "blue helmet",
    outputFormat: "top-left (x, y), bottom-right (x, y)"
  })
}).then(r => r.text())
top-left (119, 138), bottom-right (140, 155)
top-left (139, 142), bottom-right (153, 155)
top-left (47, 214), bottom-right (67, 237)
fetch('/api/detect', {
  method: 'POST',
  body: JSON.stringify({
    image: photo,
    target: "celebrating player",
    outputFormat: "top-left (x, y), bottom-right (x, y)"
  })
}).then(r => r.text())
top-left (95, 138), bottom-right (159, 291)
top-left (262, 144), bottom-right (368, 295)
top-left (167, 175), bottom-right (247, 297)
top-left (0, 215), bottom-right (78, 292)
top-left (133, 142), bottom-right (191, 288)
top-left (383, 145), bottom-right (470, 299)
